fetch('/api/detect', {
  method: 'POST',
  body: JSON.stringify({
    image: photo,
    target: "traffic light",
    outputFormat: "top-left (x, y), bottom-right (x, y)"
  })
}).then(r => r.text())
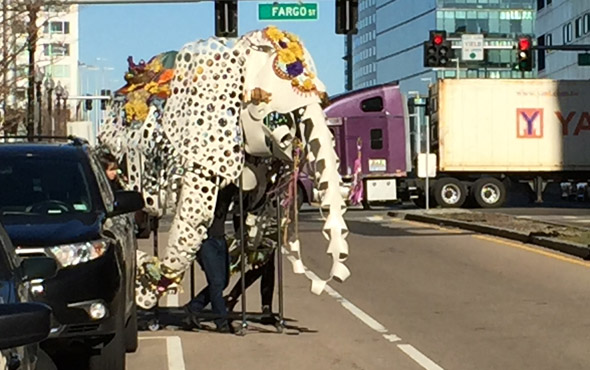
top-left (336, 0), bottom-right (358, 35)
top-left (215, 0), bottom-right (238, 38)
top-left (85, 99), bottom-right (92, 111)
top-left (516, 36), bottom-right (533, 71)
top-left (100, 89), bottom-right (111, 110)
top-left (423, 30), bottom-right (453, 68)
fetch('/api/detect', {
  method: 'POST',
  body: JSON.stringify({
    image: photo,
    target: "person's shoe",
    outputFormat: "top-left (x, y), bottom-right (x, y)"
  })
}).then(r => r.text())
top-left (216, 322), bottom-right (234, 334)
top-left (260, 305), bottom-right (276, 325)
top-left (182, 306), bottom-right (202, 331)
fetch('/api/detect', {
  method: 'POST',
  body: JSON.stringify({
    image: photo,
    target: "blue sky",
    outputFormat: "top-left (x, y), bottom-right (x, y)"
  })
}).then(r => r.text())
top-left (78, 1), bottom-right (346, 96)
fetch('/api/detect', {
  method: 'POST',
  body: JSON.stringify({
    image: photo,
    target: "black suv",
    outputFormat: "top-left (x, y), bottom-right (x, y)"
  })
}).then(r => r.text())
top-left (0, 137), bottom-right (144, 370)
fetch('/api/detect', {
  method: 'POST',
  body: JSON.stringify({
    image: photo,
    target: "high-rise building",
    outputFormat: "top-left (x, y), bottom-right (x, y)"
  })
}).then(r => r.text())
top-left (346, 0), bottom-right (535, 94)
top-left (36, 5), bottom-right (79, 97)
top-left (536, 0), bottom-right (590, 78)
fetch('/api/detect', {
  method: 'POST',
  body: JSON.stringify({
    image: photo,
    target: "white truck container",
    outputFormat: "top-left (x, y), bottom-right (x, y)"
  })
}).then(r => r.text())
top-left (423, 79), bottom-right (590, 208)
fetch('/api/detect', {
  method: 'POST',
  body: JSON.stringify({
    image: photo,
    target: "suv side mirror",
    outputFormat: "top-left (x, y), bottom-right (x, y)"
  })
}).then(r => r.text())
top-left (0, 303), bottom-right (51, 350)
top-left (110, 191), bottom-right (145, 217)
top-left (21, 257), bottom-right (57, 280)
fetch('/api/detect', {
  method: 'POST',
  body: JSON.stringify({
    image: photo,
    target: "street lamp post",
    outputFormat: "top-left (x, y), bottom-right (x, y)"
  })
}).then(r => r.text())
top-left (35, 69), bottom-right (43, 136)
top-left (55, 82), bottom-right (63, 135)
top-left (44, 77), bottom-right (55, 136)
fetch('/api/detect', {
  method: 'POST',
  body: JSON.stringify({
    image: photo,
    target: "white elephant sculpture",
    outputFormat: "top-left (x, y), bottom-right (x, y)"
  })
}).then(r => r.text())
top-left (99, 26), bottom-right (350, 309)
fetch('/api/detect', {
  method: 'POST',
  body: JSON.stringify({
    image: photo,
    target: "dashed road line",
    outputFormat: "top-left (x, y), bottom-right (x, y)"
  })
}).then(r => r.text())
top-left (284, 252), bottom-right (445, 370)
top-left (398, 344), bottom-right (445, 370)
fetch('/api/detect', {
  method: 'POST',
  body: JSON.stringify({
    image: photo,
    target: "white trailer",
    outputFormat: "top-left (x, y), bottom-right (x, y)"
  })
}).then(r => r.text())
top-left (423, 79), bottom-right (590, 208)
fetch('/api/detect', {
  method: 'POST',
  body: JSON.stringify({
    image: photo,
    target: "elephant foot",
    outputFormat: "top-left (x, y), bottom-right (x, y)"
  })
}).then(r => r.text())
top-left (135, 255), bottom-right (183, 309)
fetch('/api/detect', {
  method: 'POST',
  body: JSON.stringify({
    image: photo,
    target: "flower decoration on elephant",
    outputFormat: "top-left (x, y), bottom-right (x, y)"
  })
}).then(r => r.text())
top-left (263, 26), bottom-right (318, 94)
top-left (117, 52), bottom-right (177, 124)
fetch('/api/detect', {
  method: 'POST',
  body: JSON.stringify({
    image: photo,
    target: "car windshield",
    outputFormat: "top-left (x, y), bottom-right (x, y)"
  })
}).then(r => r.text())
top-left (0, 157), bottom-right (93, 216)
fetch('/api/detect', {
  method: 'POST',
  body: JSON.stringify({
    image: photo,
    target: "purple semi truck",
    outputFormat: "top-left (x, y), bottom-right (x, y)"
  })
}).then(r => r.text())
top-left (298, 82), bottom-right (417, 208)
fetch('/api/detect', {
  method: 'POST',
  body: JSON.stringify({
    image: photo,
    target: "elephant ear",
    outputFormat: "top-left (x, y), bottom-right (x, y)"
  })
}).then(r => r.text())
top-left (161, 37), bottom-right (246, 181)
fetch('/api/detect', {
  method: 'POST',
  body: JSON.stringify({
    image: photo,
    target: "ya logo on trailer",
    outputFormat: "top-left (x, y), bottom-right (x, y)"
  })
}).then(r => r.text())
top-left (516, 108), bottom-right (544, 138)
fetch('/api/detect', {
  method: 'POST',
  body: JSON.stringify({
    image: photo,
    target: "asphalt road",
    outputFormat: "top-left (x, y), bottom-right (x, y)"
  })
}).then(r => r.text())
top-left (125, 209), bottom-right (590, 370)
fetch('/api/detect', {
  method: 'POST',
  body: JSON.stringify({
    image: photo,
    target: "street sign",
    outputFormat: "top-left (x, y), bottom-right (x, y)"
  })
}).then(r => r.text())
top-left (258, 3), bottom-right (318, 21)
top-left (461, 34), bottom-right (484, 61)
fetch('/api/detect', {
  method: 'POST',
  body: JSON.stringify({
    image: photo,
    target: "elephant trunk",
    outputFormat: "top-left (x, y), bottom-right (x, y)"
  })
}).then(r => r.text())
top-left (292, 103), bottom-right (350, 294)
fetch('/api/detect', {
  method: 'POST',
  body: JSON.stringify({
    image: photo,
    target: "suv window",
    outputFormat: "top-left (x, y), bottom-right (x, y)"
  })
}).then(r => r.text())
top-left (0, 157), bottom-right (93, 216)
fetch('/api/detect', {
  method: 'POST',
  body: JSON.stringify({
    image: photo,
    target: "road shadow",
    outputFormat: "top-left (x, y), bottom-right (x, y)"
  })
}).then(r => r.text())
top-left (345, 220), bottom-right (473, 237)
top-left (138, 308), bottom-right (317, 336)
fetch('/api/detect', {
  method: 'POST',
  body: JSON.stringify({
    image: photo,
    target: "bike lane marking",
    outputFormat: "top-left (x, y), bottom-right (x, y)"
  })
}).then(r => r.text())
top-left (285, 252), bottom-right (445, 370)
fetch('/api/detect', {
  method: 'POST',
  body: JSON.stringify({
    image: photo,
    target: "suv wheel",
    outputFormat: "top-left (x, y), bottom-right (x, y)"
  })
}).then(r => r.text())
top-left (125, 302), bottom-right (138, 353)
top-left (88, 310), bottom-right (126, 370)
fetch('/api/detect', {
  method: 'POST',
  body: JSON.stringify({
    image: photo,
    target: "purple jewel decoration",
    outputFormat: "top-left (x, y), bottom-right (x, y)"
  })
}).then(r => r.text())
top-left (279, 41), bottom-right (287, 48)
top-left (287, 61), bottom-right (304, 77)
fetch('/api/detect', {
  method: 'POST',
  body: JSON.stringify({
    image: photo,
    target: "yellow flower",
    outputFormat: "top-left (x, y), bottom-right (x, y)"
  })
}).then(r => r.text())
top-left (266, 26), bottom-right (285, 42)
top-left (287, 41), bottom-right (303, 59)
top-left (302, 79), bottom-right (315, 91)
top-left (286, 33), bottom-right (299, 42)
top-left (144, 82), bottom-right (159, 94)
top-left (305, 72), bottom-right (316, 79)
top-left (291, 79), bottom-right (300, 86)
top-left (127, 84), bottom-right (139, 92)
top-left (278, 49), bottom-right (297, 64)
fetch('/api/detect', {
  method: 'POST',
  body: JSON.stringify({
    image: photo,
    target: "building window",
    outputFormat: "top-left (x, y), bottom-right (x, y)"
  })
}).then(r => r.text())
top-left (576, 17), bottom-right (583, 38)
top-left (43, 21), bottom-right (70, 34)
top-left (50, 65), bottom-right (70, 78)
top-left (563, 23), bottom-right (572, 44)
top-left (584, 14), bottom-right (590, 34)
top-left (370, 129), bottom-right (383, 150)
top-left (537, 35), bottom-right (545, 71)
top-left (43, 43), bottom-right (70, 56)
top-left (361, 96), bottom-right (383, 112)
top-left (537, 0), bottom-right (544, 11)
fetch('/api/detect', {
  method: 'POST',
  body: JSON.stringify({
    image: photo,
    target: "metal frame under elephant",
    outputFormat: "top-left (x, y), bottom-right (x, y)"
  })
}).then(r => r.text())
top-left (99, 26), bottom-right (350, 310)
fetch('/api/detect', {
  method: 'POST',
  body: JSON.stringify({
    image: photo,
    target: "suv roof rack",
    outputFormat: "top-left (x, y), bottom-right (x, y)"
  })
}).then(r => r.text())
top-left (0, 135), bottom-right (89, 146)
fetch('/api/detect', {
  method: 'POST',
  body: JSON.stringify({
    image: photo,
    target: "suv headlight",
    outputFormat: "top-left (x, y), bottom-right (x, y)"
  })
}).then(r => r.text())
top-left (48, 239), bottom-right (110, 268)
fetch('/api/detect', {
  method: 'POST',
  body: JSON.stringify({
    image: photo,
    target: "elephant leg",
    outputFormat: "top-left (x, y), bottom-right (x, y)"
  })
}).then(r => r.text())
top-left (135, 169), bottom-right (219, 309)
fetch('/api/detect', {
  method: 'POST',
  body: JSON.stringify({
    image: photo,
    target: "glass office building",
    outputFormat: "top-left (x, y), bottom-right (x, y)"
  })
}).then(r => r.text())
top-left (347, 0), bottom-right (535, 93)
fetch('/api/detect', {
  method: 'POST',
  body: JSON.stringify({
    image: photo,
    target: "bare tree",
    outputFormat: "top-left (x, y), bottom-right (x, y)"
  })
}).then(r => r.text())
top-left (0, 0), bottom-right (68, 135)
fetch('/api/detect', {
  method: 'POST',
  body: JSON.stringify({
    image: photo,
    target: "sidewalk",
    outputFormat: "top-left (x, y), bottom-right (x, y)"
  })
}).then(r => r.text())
top-left (388, 208), bottom-right (590, 260)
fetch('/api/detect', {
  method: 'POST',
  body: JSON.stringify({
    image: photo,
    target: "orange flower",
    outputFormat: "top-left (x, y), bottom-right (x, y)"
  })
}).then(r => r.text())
top-left (158, 69), bottom-right (174, 84)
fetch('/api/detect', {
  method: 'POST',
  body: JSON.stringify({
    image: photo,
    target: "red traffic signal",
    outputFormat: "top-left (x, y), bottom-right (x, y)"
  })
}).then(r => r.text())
top-left (518, 37), bottom-right (531, 50)
top-left (433, 34), bottom-right (444, 45)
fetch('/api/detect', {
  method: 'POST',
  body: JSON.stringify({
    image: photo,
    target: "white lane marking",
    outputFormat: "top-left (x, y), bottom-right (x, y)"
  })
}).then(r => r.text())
top-left (138, 336), bottom-right (186, 370)
top-left (398, 345), bottom-right (444, 370)
top-left (574, 219), bottom-right (590, 223)
top-left (166, 336), bottom-right (187, 370)
top-left (383, 334), bottom-right (402, 342)
top-left (563, 216), bottom-right (579, 219)
top-left (284, 251), bottom-right (445, 370)
top-left (367, 215), bottom-right (384, 222)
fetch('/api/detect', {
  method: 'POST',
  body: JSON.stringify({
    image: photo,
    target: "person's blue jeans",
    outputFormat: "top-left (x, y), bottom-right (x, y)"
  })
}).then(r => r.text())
top-left (186, 236), bottom-right (230, 328)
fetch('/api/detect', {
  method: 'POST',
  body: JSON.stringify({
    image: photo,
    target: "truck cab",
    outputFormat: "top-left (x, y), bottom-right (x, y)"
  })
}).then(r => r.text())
top-left (322, 82), bottom-right (411, 207)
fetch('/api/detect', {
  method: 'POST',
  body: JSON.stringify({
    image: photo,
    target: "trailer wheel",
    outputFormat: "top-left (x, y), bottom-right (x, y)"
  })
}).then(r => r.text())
top-left (433, 178), bottom-right (467, 208)
top-left (473, 177), bottom-right (506, 208)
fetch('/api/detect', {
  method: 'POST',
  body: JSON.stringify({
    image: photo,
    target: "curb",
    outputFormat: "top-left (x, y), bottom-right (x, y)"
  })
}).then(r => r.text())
top-left (388, 211), bottom-right (590, 260)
